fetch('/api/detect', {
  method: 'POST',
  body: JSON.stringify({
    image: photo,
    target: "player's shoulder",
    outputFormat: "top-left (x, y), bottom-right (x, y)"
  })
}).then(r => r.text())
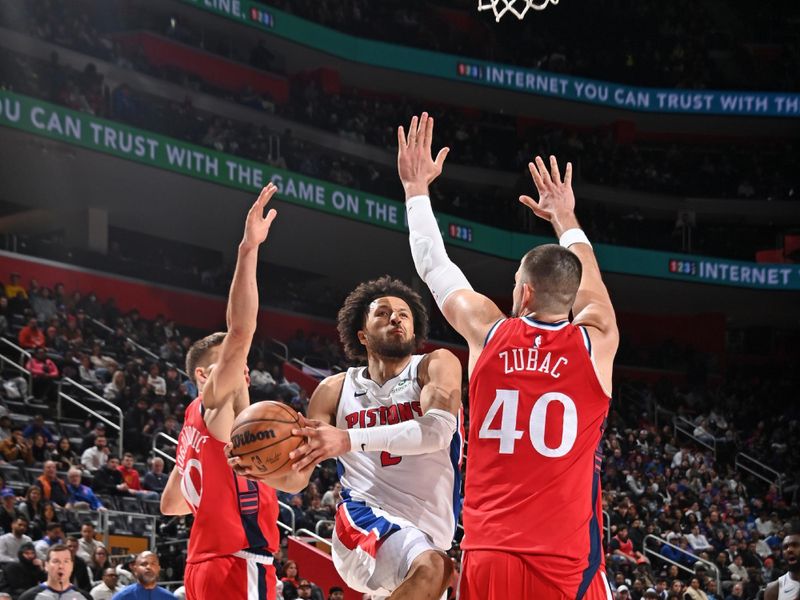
top-left (317, 372), bottom-right (347, 394)
top-left (309, 372), bottom-right (347, 409)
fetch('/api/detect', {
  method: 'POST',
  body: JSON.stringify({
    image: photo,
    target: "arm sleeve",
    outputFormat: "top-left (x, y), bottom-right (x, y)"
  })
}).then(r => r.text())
top-left (347, 409), bottom-right (457, 456)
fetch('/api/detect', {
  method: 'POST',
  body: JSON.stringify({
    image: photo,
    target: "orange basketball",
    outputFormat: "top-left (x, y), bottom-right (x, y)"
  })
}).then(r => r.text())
top-left (229, 401), bottom-right (303, 477)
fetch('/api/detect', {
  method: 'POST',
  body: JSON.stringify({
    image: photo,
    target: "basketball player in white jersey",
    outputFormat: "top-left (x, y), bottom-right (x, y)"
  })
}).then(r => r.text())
top-left (276, 276), bottom-right (463, 600)
top-left (765, 528), bottom-right (800, 600)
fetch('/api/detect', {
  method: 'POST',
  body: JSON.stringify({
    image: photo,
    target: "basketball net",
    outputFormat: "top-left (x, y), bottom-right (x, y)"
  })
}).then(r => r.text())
top-left (478, 0), bottom-right (559, 21)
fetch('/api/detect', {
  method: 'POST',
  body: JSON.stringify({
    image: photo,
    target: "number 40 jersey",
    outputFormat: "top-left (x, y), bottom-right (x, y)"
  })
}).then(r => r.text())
top-left (335, 354), bottom-right (464, 551)
top-left (464, 318), bottom-right (611, 596)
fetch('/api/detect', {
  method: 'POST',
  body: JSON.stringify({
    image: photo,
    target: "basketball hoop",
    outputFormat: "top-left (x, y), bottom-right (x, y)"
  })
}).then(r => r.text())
top-left (478, 0), bottom-right (559, 21)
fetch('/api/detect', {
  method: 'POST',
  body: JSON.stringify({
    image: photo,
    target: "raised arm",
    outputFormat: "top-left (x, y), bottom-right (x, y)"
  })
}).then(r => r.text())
top-left (203, 184), bottom-right (278, 441)
top-left (398, 113), bottom-right (504, 352)
top-left (520, 156), bottom-right (618, 392)
top-left (289, 349), bottom-right (462, 470)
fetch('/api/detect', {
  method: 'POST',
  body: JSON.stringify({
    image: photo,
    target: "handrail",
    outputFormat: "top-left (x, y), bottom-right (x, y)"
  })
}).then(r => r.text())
top-left (63, 377), bottom-right (124, 455)
top-left (652, 402), bottom-right (674, 431)
top-left (644, 534), bottom-right (720, 591)
top-left (602, 510), bottom-right (611, 546)
top-left (290, 357), bottom-right (329, 379)
top-left (270, 338), bottom-right (288, 362)
top-left (315, 519), bottom-right (334, 537)
top-left (295, 528), bottom-right (332, 549)
top-left (0, 336), bottom-right (32, 362)
top-left (57, 391), bottom-right (122, 458)
top-left (735, 452), bottom-right (783, 494)
top-left (152, 432), bottom-right (179, 465)
top-left (673, 415), bottom-right (716, 456)
top-left (278, 500), bottom-right (296, 534)
top-left (0, 352), bottom-right (33, 394)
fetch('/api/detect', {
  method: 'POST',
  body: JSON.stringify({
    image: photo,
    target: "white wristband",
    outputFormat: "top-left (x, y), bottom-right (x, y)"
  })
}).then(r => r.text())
top-left (559, 228), bottom-right (592, 249)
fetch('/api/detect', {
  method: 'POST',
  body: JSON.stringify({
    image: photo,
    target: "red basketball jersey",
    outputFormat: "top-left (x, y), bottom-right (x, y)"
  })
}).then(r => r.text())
top-left (177, 396), bottom-right (279, 563)
top-left (464, 317), bottom-right (609, 598)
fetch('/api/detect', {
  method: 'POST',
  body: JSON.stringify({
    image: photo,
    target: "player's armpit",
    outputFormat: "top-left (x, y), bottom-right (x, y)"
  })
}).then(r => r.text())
top-left (160, 467), bottom-right (191, 516)
top-left (418, 349), bottom-right (463, 416)
top-left (441, 289), bottom-right (505, 351)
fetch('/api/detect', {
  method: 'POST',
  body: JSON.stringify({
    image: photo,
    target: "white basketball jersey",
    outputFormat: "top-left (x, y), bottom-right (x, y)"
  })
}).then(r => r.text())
top-left (335, 354), bottom-right (463, 550)
top-left (778, 572), bottom-right (800, 600)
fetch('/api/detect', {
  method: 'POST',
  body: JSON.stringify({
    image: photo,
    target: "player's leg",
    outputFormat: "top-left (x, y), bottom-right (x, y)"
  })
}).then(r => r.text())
top-left (184, 555), bottom-right (277, 600)
top-left (388, 549), bottom-right (452, 600)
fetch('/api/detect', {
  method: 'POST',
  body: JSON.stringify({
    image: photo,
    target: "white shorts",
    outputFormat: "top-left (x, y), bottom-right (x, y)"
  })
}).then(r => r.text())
top-left (332, 500), bottom-right (445, 598)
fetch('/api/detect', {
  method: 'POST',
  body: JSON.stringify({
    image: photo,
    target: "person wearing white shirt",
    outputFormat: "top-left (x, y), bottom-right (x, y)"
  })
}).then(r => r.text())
top-left (77, 522), bottom-right (106, 563)
top-left (80, 436), bottom-right (109, 472)
top-left (686, 526), bottom-right (713, 552)
top-left (0, 517), bottom-right (33, 562)
top-left (147, 365), bottom-right (167, 397)
top-left (90, 567), bottom-right (126, 600)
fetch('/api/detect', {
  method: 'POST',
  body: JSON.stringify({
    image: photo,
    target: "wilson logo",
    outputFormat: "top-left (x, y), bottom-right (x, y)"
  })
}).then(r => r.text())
top-left (232, 429), bottom-right (276, 449)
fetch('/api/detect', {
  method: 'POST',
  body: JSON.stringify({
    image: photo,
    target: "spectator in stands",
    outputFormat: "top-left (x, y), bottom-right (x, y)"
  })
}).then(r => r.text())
top-left (80, 424), bottom-right (106, 453)
top-left (0, 416), bottom-right (12, 442)
top-left (117, 453), bottom-right (157, 501)
top-left (52, 438), bottom-right (81, 472)
top-left (683, 577), bottom-right (708, 600)
top-left (90, 567), bottom-right (123, 600)
top-left (280, 560), bottom-right (301, 600)
top-left (19, 319), bottom-right (45, 350)
top-left (23, 416), bottom-right (55, 445)
top-left (26, 349), bottom-right (59, 402)
top-left (146, 365), bottom-right (166, 397)
top-left (112, 551), bottom-right (175, 599)
top-left (103, 371), bottom-right (125, 402)
top-left (141, 458), bottom-right (167, 494)
top-left (327, 587), bottom-right (344, 600)
top-left (124, 397), bottom-right (154, 455)
top-left (1, 426), bottom-right (34, 465)
top-left (704, 579), bottom-right (720, 600)
top-left (727, 554), bottom-right (748, 583)
top-left (36, 461), bottom-right (69, 507)
top-left (0, 490), bottom-right (22, 532)
top-left (65, 536), bottom-right (91, 593)
top-left (80, 436), bottom-right (109, 472)
top-left (18, 486), bottom-right (43, 523)
top-left (0, 517), bottom-right (33, 563)
top-left (78, 355), bottom-right (103, 391)
top-left (611, 525), bottom-right (650, 567)
top-left (2, 542), bottom-right (45, 597)
top-left (65, 469), bottom-right (105, 512)
top-left (76, 523), bottom-right (104, 564)
top-left (724, 582), bottom-right (743, 600)
top-left (249, 360), bottom-right (276, 398)
top-left (92, 456), bottom-right (132, 498)
top-left (19, 543), bottom-right (89, 600)
top-left (86, 547), bottom-right (110, 584)
top-left (320, 482), bottom-right (342, 512)
top-left (31, 502), bottom-right (58, 541)
top-left (30, 434), bottom-right (51, 465)
top-left (33, 522), bottom-right (65, 561)
top-left (296, 579), bottom-right (314, 600)
top-left (5, 274), bottom-right (27, 301)
top-left (31, 288), bottom-right (57, 323)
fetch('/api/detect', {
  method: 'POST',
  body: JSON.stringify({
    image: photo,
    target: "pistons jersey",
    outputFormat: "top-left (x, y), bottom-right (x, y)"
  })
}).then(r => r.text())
top-left (177, 396), bottom-right (279, 563)
top-left (464, 318), bottom-right (610, 598)
top-left (335, 354), bottom-right (464, 551)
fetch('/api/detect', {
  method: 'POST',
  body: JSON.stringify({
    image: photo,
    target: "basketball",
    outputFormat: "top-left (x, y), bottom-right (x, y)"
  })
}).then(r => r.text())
top-left (229, 401), bottom-right (304, 477)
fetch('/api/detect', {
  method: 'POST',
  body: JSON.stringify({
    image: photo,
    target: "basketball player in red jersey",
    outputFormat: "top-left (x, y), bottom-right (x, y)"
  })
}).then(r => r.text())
top-left (160, 184), bottom-right (306, 600)
top-left (397, 113), bottom-right (619, 600)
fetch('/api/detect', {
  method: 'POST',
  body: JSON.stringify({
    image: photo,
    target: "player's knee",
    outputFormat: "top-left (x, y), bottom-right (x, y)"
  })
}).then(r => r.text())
top-left (407, 551), bottom-right (451, 591)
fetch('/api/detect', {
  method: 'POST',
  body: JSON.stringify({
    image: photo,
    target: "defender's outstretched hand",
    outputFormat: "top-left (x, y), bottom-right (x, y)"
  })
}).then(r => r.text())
top-left (242, 183), bottom-right (279, 249)
top-left (519, 156), bottom-right (577, 233)
top-left (397, 112), bottom-right (450, 199)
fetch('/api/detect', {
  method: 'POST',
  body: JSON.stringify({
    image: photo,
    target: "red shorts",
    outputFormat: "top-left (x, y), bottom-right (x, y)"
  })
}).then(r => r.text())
top-left (185, 554), bottom-right (277, 600)
top-left (458, 550), bottom-right (611, 600)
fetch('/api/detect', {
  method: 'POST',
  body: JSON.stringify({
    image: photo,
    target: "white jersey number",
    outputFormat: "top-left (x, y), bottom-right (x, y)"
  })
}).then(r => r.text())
top-left (478, 390), bottom-right (578, 457)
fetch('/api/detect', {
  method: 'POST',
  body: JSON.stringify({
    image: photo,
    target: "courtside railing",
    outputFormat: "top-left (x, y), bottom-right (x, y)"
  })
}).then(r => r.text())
top-left (153, 432), bottom-right (179, 465)
top-left (673, 416), bottom-right (717, 457)
top-left (735, 452), bottom-right (783, 495)
top-left (644, 534), bottom-right (720, 592)
top-left (59, 377), bottom-right (124, 458)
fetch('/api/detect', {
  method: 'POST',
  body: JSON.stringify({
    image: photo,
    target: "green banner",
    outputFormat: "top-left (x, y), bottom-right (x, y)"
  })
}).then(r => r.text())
top-left (181, 0), bottom-right (800, 118)
top-left (1, 90), bottom-right (798, 290)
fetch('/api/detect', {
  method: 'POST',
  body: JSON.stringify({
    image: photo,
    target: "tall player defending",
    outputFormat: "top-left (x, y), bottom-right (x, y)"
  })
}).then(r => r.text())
top-left (160, 184), bottom-right (297, 600)
top-left (398, 113), bottom-right (618, 600)
top-left (261, 276), bottom-right (463, 600)
top-left (764, 527), bottom-right (800, 600)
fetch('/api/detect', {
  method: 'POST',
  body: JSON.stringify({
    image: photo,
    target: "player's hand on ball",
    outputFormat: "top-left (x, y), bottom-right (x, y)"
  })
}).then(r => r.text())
top-left (289, 419), bottom-right (351, 472)
top-left (224, 442), bottom-right (264, 482)
top-left (397, 112), bottom-right (450, 197)
top-left (242, 183), bottom-right (278, 249)
top-left (519, 155), bottom-right (575, 223)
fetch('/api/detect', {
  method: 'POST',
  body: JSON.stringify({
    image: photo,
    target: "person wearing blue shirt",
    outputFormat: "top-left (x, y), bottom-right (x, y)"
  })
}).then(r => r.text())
top-left (112, 552), bottom-right (174, 599)
top-left (65, 469), bottom-right (105, 512)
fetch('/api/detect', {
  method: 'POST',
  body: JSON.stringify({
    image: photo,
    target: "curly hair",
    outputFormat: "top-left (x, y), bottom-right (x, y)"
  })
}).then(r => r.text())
top-left (337, 276), bottom-right (429, 362)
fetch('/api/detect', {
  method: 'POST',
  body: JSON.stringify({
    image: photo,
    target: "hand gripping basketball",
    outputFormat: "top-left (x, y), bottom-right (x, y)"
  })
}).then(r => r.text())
top-left (288, 420), bottom-right (352, 472)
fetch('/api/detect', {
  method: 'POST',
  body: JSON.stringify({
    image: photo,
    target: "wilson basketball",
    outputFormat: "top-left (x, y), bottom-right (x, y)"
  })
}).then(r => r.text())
top-left (229, 401), bottom-right (303, 477)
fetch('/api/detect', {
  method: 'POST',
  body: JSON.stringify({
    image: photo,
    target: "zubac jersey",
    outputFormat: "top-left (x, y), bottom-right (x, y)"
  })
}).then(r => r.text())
top-left (177, 396), bottom-right (279, 563)
top-left (464, 318), bottom-right (610, 598)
